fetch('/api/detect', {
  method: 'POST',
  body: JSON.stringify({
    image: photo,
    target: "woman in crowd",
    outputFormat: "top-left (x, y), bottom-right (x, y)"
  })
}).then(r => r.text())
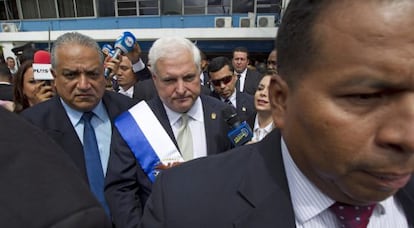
top-left (248, 71), bottom-right (276, 142)
top-left (13, 60), bottom-right (54, 113)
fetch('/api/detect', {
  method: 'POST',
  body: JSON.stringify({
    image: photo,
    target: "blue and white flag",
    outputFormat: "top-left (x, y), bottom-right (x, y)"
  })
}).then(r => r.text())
top-left (115, 101), bottom-right (184, 182)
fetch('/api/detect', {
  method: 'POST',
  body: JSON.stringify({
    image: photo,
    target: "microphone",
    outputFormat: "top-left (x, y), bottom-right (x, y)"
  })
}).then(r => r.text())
top-left (222, 106), bottom-right (253, 147)
top-left (101, 44), bottom-right (113, 57)
top-left (104, 31), bottom-right (136, 78)
top-left (33, 50), bottom-right (53, 81)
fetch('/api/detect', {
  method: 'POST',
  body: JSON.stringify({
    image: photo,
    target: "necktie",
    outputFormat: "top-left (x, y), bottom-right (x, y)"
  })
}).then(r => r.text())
top-left (176, 113), bottom-right (193, 161)
top-left (236, 74), bottom-right (241, 92)
top-left (82, 112), bottom-right (110, 215)
top-left (224, 98), bottom-right (233, 107)
top-left (330, 202), bottom-right (376, 228)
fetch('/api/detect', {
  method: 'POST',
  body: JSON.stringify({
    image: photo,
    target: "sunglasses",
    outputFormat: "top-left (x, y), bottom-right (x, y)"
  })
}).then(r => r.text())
top-left (211, 75), bottom-right (233, 87)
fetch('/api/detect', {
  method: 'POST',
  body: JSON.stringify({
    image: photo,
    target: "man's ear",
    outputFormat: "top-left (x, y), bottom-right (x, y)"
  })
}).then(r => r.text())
top-left (269, 75), bottom-right (289, 129)
top-left (51, 69), bottom-right (57, 87)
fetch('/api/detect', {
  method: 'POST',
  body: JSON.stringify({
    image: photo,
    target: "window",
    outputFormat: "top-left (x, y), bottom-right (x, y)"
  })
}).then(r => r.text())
top-left (161, 0), bottom-right (181, 15)
top-left (39, 0), bottom-right (57, 18)
top-left (184, 0), bottom-right (205, 15)
top-left (139, 0), bottom-right (158, 15)
top-left (256, 0), bottom-right (281, 13)
top-left (207, 0), bottom-right (230, 14)
top-left (117, 0), bottom-right (137, 16)
top-left (76, 0), bottom-right (94, 17)
top-left (232, 0), bottom-right (253, 13)
top-left (0, 0), bottom-right (19, 20)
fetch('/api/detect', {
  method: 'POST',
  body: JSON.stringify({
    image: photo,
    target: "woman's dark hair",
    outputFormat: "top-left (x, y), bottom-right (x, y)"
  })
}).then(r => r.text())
top-left (13, 60), bottom-right (33, 113)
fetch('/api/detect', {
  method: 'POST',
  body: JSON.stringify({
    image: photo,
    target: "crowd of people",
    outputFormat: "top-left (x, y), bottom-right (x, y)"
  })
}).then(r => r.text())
top-left (1, 0), bottom-right (414, 227)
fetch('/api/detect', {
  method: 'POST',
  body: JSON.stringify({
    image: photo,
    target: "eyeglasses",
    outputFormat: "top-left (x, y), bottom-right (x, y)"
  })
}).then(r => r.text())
top-left (211, 75), bottom-right (233, 87)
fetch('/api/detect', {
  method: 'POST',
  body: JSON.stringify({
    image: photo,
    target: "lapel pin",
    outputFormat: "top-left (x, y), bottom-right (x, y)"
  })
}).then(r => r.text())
top-left (211, 113), bottom-right (216, 120)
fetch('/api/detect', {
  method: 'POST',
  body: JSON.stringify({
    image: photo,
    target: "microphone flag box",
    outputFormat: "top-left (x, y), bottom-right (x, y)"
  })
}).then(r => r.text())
top-left (227, 121), bottom-right (253, 147)
top-left (33, 63), bottom-right (53, 81)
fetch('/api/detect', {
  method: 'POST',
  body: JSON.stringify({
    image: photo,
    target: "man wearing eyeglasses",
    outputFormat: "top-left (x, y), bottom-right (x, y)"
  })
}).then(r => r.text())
top-left (208, 56), bottom-right (255, 122)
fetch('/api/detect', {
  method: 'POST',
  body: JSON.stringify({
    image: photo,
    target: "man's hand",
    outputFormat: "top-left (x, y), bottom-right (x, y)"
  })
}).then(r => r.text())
top-left (155, 161), bottom-right (183, 170)
top-left (126, 42), bottom-right (142, 65)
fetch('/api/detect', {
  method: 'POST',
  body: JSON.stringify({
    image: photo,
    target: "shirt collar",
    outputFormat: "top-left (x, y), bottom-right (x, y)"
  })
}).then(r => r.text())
top-left (253, 114), bottom-right (274, 132)
top-left (164, 96), bottom-right (203, 126)
top-left (281, 137), bottom-right (389, 225)
top-left (60, 97), bottom-right (106, 126)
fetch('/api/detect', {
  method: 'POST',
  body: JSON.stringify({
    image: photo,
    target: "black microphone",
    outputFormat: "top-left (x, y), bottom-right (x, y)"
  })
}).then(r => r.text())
top-left (104, 31), bottom-right (136, 78)
top-left (222, 105), bottom-right (253, 147)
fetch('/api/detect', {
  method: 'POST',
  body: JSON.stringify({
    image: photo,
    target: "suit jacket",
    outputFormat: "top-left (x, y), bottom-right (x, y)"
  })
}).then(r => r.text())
top-left (20, 91), bottom-right (137, 181)
top-left (242, 68), bottom-right (262, 95)
top-left (210, 90), bottom-right (256, 122)
top-left (105, 94), bottom-right (233, 228)
top-left (0, 107), bottom-right (111, 228)
top-left (134, 64), bottom-right (152, 81)
top-left (0, 83), bottom-right (13, 101)
top-left (139, 130), bottom-right (414, 228)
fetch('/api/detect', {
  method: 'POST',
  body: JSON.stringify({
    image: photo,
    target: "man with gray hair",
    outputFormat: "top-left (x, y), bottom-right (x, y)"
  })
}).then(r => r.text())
top-left (20, 32), bottom-right (140, 219)
top-left (105, 36), bottom-right (232, 228)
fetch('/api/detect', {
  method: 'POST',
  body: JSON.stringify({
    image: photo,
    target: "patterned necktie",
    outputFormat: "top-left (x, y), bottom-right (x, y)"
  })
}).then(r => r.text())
top-left (330, 202), bottom-right (376, 228)
top-left (82, 112), bottom-right (110, 215)
top-left (176, 113), bottom-right (193, 161)
top-left (224, 98), bottom-right (233, 107)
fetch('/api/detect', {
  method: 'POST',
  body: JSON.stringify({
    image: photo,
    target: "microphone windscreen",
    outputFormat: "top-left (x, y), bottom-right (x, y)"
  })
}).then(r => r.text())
top-left (221, 105), bottom-right (239, 127)
top-left (34, 50), bottom-right (51, 64)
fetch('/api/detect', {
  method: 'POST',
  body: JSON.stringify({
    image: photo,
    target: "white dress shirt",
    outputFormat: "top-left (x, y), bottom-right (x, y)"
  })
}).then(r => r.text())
top-left (280, 137), bottom-right (409, 228)
top-left (164, 97), bottom-right (207, 159)
top-left (252, 114), bottom-right (274, 142)
top-left (118, 86), bottom-right (134, 98)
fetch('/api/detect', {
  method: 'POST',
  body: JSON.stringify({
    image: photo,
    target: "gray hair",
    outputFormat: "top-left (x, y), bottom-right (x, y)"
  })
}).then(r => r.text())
top-left (51, 32), bottom-right (104, 68)
top-left (148, 36), bottom-right (201, 76)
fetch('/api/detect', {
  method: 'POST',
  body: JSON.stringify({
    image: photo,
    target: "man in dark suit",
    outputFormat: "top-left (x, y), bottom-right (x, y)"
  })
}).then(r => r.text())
top-left (232, 46), bottom-right (262, 95)
top-left (105, 36), bottom-right (232, 228)
top-left (0, 106), bottom-right (111, 227)
top-left (20, 32), bottom-right (147, 220)
top-left (208, 56), bottom-right (255, 122)
top-left (0, 63), bottom-right (13, 101)
top-left (139, 0), bottom-right (414, 227)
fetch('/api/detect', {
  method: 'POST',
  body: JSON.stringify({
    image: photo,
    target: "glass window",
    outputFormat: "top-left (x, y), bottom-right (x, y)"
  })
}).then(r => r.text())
top-left (139, 0), bottom-right (158, 15)
top-left (76, 0), bottom-right (94, 17)
top-left (21, 0), bottom-right (40, 19)
top-left (0, 0), bottom-right (19, 20)
top-left (207, 0), bottom-right (229, 14)
top-left (161, 0), bottom-right (181, 15)
top-left (39, 0), bottom-right (57, 18)
top-left (232, 0), bottom-right (254, 13)
top-left (117, 0), bottom-right (137, 16)
top-left (57, 0), bottom-right (75, 17)
top-left (98, 0), bottom-right (115, 17)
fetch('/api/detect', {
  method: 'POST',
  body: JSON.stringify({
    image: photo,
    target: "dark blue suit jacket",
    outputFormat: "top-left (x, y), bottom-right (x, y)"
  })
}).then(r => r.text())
top-left (242, 68), bottom-right (262, 95)
top-left (139, 129), bottom-right (414, 227)
top-left (20, 91), bottom-right (137, 181)
top-left (105, 94), bottom-right (233, 228)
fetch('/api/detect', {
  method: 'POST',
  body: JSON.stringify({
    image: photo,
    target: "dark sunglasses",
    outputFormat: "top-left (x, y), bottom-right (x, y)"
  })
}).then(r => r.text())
top-left (211, 75), bottom-right (233, 87)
